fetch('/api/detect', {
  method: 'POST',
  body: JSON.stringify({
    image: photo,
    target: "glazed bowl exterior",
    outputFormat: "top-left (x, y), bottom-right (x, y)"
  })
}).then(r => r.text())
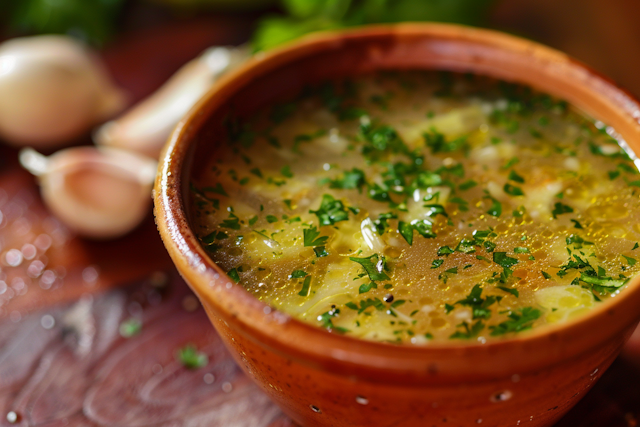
top-left (154, 24), bottom-right (640, 427)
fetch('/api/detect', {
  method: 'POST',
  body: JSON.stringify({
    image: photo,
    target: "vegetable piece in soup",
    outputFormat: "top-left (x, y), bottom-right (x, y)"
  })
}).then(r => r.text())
top-left (189, 71), bottom-right (640, 344)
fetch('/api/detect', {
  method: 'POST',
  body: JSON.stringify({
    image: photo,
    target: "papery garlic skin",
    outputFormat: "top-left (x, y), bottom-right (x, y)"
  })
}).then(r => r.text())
top-left (0, 35), bottom-right (126, 149)
top-left (94, 45), bottom-right (250, 159)
top-left (20, 147), bottom-right (157, 239)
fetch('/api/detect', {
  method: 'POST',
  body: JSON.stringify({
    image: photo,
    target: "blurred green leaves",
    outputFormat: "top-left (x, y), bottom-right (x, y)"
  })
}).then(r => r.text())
top-left (2, 0), bottom-right (125, 46)
top-left (253, 0), bottom-right (497, 51)
top-left (0, 0), bottom-right (496, 49)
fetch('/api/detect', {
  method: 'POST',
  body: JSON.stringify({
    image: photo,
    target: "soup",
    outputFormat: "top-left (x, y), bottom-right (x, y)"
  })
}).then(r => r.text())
top-left (189, 71), bottom-right (640, 344)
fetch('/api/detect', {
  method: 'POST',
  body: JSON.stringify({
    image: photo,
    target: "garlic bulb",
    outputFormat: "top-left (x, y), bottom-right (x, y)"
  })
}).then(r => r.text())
top-left (0, 35), bottom-right (127, 149)
top-left (94, 45), bottom-right (249, 159)
top-left (20, 147), bottom-right (157, 239)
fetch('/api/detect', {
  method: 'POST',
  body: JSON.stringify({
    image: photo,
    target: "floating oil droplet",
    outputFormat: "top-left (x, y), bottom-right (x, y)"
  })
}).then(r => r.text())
top-left (384, 246), bottom-right (403, 258)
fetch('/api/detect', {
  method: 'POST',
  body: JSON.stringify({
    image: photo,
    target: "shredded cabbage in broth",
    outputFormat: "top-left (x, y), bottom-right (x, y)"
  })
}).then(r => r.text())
top-left (190, 71), bottom-right (640, 344)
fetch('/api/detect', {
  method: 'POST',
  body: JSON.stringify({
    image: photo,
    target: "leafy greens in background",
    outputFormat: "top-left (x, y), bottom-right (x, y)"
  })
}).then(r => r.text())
top-left (0, 0), bottom-right (495, 49)
top-left (252, 0), bottom-right (496, 51)
top-left (2, 0), bottom-right (126, 46)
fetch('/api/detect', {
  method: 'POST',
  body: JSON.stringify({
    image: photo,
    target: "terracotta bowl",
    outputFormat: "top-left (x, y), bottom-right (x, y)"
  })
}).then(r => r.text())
top-left (154, 24), bottom-right (640, 427)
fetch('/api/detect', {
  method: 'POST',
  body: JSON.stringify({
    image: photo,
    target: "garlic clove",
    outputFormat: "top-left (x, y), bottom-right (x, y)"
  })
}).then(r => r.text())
top-left (20, 146), bottom-right (157, 239)
top-left (0, 35), bottom-right (127, 149)
top-left (94, 45), bottom-right (249, 159)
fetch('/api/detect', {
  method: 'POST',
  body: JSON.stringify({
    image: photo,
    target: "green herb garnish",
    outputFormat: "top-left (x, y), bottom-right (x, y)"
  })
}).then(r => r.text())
top-left (228, 268), bottom-right (240, 283)
top-left (310, 194), bottom-right (350, 226)
top-left (551, 202), bottom-right (574, 218)
top-left (220, 213), bottom-right (241, 230)
top-left (291, 270), bottom-right (308, 279)
top-left (298, 275), bottom-right (312, 296)
top-left (177, 344), bottom-right (208, 369)
top-left (119, 318), bottom-right (142, 338)
top-left (489, 307), bottom-right (541, 336)
top-left (349, 254), bottom-right (390, 281)
top-left (493, 252), bottom-right (519, 268)
top-left (328, 168), bottom-right (366, 190)
top-left (450, 320), bottom-right (485, 339)
top-left (504, 184), bottom-right (524, 196)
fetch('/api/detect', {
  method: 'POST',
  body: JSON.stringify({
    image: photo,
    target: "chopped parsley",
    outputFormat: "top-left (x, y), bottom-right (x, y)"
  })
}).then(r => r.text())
top-left (501, 157), bottom-right (520, 170)
top-left (220, 213), bottom-right (241, 230)
top-left (493, 252), bottom-right (519, 268)
top-left (622, 255), bottom-right (636, 266)
top-left (310, 194), bottom-right (350, 226)
top-left (504, 183), bottom-right (524, 196)
top-left (450, 320), bottom-right (484, 339)
top-left (328, 168), bottom-right (366, 190)
top-left (551, 202), bottom-right (574, 218)
top-left (398, 221), bottom-right (414, 245)
top-left (497, 286), bottom-right (519, 297)
top-left (317, 307), bottom-right (347, 332)
top-left (485, 196), bottom-right (502, 217)
top-left (424, 128), bottom-right (469, 154)
top-left (349, 254), bottom-right (390, 282)
top-left (489, 307), bottom-right (541, 336)
top-left (359, 282), bottom-right (377, 294)
top-left (177, 344), bottom-right (208, 369)
top-left (459, 180), bottom-right (478, 190)
top-left (290, 270), bottom-right (308, 279)
top-left (303, 226), bottom-right (328, 247)
top-left (508, 170), bottom-right (525, 183)
top-left (228, 268), bottom-right (240, 283)
top-left (570, 219), bottom-right (583, 229)
top-left (298, 275), bottom-right (312, 296)
top-left (203, 183), bottom-right (228, 197)
top-left (437, 246), bottom-right (454, 256)
top-left (281, 165), bottom-right (293, 178)
top-left (314, 246), bottom-right (329, 257)
top-left (119, 318), bottom-right (142, 338)
top-left (450, 285), bottom-right (498, 320)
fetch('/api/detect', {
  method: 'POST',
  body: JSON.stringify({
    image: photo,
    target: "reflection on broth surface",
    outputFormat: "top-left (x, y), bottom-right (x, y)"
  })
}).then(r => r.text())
top-left (189, 71), bottom-right (640, 344)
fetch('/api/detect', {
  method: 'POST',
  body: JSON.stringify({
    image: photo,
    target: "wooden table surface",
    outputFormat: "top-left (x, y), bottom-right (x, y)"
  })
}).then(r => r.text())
top-left (2, 4), bottom-right (640, 426)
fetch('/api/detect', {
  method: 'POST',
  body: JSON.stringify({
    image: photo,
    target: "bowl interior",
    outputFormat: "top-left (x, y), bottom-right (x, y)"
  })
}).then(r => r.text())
top-left (158, 24), bottom-right (640, 383)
